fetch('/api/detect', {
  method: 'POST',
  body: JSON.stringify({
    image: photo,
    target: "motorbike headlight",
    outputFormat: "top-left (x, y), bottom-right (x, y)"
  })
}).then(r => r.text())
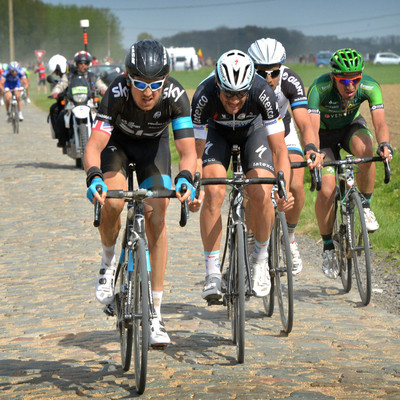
top-left (72, 93), bottom-right (89, 103)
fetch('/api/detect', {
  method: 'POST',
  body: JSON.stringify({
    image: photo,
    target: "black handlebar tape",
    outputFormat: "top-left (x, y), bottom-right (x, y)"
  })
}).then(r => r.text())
top-left (93, 185), bottom-right (102, 227)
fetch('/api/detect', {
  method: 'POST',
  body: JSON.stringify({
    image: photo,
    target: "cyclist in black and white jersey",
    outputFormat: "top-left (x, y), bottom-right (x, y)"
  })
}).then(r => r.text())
top-left (84, 40), bottom-right (196, 348)
top-left (248, 38), bottom-right (323, 275)
top-left (191, 50), bottom-right (294, 300)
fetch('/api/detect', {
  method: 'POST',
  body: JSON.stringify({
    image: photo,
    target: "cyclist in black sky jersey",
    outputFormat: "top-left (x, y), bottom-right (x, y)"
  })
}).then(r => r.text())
top-left (84, 40), bottom-right (197, 347)
top-left (190, 49), bottom-right (294, 300)
top-left (248, 37), bottom-right (323, 275)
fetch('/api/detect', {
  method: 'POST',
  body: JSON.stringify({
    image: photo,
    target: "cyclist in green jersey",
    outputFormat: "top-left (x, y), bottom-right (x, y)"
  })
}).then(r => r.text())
top-left (307, 48), bottom-right (392, 279)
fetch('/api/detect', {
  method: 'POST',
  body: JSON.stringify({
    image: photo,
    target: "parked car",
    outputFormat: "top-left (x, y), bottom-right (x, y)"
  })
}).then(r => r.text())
top-left (89, 63), bottom-right (125, 86)
top-left (373, 52), bottom-right (400, 65)
top-left (314, 51), bottom-right (333, 67)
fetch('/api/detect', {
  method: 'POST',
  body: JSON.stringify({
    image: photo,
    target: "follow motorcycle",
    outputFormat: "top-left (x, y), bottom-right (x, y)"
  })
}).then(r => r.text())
top-left (49, 74), bottom-right (99, 168)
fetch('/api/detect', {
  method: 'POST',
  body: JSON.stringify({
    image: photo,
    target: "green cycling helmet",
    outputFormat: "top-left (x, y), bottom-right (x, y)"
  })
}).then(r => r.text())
top-left (330, 48), bottom-right (364, 73)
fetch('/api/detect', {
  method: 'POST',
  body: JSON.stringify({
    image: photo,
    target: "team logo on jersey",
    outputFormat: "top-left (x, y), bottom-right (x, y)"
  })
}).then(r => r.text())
top-left (237, 113), bottom-right (246, 120)
top-left (108, 145), bottom-right (117, 152)
top-left (112, 82), bottom-right (129, 98)
top-left (163, 83), bottom-right (185, 102)
top-left (153, 111), bottom-right (161, 119)
top-left (255, 145), bottom-right (267, 159)
top-left (204, 141), bottom-right (213, 155)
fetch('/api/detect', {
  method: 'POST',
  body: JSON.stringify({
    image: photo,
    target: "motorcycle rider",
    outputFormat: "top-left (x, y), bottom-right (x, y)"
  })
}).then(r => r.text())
top-left (51, 51), bottom-right (107, 148)
top-left (47, 54), bottom-right (68, 136)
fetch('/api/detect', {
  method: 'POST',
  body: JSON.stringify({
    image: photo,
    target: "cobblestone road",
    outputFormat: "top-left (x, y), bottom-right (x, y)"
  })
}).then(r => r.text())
top-left (0, 104), bottom-right (399, 399)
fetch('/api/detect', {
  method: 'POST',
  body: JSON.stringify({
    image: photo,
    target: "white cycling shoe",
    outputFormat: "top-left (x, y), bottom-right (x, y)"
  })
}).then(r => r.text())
top-left (95, 255), bottom-right (116, 305)
top-left (150, 317), bottom-right (171, 349)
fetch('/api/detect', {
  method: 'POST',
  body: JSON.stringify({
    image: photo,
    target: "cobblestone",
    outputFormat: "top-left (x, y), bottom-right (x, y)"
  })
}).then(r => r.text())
top-left (0, 104), bottom-right (399, 399)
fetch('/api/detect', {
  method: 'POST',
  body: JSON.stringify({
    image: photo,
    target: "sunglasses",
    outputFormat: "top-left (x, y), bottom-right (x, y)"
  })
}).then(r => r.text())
top-left (129, 75), bottom-right (165, 91)
top-left (78, 61), bottom-right (89, 65)
top-left (217, 84), bottom-right (248, 99)
top-left (333, 74), bottom-right (362, 86)
top-left (257, 69), bottom-right (280, 79)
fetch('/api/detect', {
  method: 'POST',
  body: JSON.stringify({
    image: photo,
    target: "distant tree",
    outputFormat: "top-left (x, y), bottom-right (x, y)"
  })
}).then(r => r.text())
top-left (137, 32), bottom-right (154, 41)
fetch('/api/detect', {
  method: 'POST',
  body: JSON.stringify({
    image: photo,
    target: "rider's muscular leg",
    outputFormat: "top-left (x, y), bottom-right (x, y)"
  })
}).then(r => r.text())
top-left (285, 154), bottom-right (305, 226)
top-left (315, 174), bottom-right (336, 235)
top-left (99, 172), bottom-right (126, 247)
top-left (145, 197), bottom-right (169, 292)
top-left (200, 164), bottom-right (227, 252)
top-left (351, 134), bottom-right (376, 194)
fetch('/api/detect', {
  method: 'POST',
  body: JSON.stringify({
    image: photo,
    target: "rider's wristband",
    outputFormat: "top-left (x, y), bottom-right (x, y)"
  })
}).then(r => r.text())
top-left (304, 143), bottom-right (319, 154)
top-left (174, 170), bottom-right (194, 186)
top-left (377, 142), bottom-right (393, 156)
top-left (86, 166), bottom-right (104, 187)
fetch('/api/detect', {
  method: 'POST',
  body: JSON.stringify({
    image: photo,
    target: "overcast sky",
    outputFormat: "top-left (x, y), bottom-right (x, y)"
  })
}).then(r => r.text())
top-left (42, 0), bottom-right (400, 49)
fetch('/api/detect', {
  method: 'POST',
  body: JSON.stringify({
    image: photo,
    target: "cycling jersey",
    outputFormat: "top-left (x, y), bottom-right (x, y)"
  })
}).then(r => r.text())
top-left (2, 69), bottom-right (26, 91)
top-left (191, 73), bottom-right (284, 139)
top-left (95, 75), bottom-right (193, 142)
top-left (307, 73), bottom-right (384, 130)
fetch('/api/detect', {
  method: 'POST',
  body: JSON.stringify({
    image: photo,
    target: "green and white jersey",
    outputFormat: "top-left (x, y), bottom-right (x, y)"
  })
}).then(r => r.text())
top-left (307, 73), bottom-right (384, 130)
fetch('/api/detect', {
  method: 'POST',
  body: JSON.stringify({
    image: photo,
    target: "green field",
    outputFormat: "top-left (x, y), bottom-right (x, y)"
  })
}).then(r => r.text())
top-left (30, 65), bottom-right (399, 263)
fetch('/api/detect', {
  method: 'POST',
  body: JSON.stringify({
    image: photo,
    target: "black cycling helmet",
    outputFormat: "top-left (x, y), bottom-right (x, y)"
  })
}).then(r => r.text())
top-left (125, 40), bottom-right (170, 79)
top-left (74, 51), bottom-right (93, 65)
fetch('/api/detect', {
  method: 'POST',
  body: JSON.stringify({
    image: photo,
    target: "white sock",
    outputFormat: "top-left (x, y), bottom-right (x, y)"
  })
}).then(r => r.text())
top-left (287, 225), bottom-right (296, 244)
top-left (152, 291), bottom-right (163, 319)
top-left (252, 238), bottom-right (269, 262)
top-left (204, 251), bottom-right (221, 278)
top-left (102, 244), bottom-right (115, 265)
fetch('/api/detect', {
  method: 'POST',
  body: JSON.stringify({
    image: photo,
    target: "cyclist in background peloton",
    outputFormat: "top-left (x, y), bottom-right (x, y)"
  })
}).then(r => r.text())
top-left (190, 50), bottom-right (294, 301)
top-left (0, 61), bottom-right (28, 121)
top-left (307, 48), bottom-right (392, 279)
top-left (248, 38), bottom-right (323, 275)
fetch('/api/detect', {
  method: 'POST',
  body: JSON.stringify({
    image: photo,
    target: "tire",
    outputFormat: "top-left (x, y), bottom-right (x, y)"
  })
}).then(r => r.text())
top-left (333, 194), bottom-right (352, 293)
top-left (77, 124), bottom-right (89, 169)
top-left (349, 192), bottom-right (371, 305)
top-left (230, 225), bottom-right (246, 363)
top-left (132, 238), bottom-right (149, 394)
top-left (273, 211), bottom-right (294, 334)
top-left (12, 103), bottom-right (19, 134)
top-left (117, 248), bottom-right (133, 372)
top-left (262, 235), bottom-right (275, 317)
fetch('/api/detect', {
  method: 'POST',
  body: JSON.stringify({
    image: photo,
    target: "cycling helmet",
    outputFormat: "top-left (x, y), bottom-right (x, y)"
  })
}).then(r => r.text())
top-left (215, 50), bottom-right (255, 92)
top-left (48, 54), bottom-right (68, 74)
top-left (330, 48), bottom-right (364, 74)
top-left (9, 61), bottom-right (19, 71)
top-left (73, 51), bottom-right (93, 65)
top-left (248, 38), bottom-right (286, 65)
top-left (125, 40), bottom-right (170, 79)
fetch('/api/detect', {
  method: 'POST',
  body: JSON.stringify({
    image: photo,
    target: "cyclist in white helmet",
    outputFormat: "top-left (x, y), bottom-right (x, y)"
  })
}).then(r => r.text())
top-left (191, 49), bottom-right (294, 300)
top-left (248, 38), bottom-right (324, 275)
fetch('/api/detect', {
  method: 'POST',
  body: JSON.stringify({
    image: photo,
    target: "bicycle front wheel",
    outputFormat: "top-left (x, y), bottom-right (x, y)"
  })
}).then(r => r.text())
top-left (12, 104), bottom-right (19, 134)
top-left (262, 235), bottom-right (275, 317)
top-left (333, 195), bottom-right (352, 293)
top-left (350, 192), bottom-right (371, 305)
top-left (273, 210), bottom-right (294, 334)
top-left (230, 225), bottom-right (246, 363)
top-left (132, 238), bottom-right (149, 394)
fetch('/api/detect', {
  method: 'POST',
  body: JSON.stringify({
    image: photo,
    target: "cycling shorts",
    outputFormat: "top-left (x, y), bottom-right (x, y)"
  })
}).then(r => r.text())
top-left (202, 116), bottom-right (274, 174)
top-left (101, 133), bottom-right (172, 190)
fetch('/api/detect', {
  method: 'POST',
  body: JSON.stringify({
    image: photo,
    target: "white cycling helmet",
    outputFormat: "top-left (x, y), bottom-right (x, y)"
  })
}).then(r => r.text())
top-left (248, 38), bottom-right (286, 66)
top-left (48, 54), bottom-right (68, 74)
top-left (215, 49), bottom-right (255, 92)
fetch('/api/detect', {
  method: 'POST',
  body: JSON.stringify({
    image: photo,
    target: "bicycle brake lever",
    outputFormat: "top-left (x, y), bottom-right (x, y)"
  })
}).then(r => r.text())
top-left (93, 185), bottom-right (102, 227)
top-left (277, 171), bottom-right (288, 202)
top-left (193, 172), bottom-right (201, 199)
top-left (179, 184), bottom-right (189, 227)
top-left (309, 153), bottom-right (322, 192)
top-left (384, 158), bottom-right (391, 184)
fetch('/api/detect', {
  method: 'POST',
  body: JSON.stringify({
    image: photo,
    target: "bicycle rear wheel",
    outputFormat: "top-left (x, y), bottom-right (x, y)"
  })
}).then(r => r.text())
top-left (132, 238), bottom-right (149, 394)
top-left (116, 248), bottom-right (133, 372)
top-left (262, 235), bottom-right (275, 317)
top-left (350, 192), bottom-right (371, 305)
top-left (230, 225), bottom-right (246, 363)
top-left (333, 195), bottom-right (352, 293)
top-left (273, 210), bottom-right (294, 334)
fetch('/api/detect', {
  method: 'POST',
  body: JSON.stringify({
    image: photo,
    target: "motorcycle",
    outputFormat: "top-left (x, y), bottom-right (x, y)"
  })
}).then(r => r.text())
top-left (49, 74), bottom-right (99, 168)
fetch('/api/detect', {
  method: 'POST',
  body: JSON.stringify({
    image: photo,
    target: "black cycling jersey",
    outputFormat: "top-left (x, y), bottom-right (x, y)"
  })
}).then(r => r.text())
top-left (191, 74), bottom-right (283, 136)
top-left (95, 74), bottom-right (193, 144)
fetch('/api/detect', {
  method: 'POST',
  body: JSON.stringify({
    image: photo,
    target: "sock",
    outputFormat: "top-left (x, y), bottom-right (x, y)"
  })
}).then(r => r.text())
top-left (204, 251), bottom-right (221, 277)
top-left (102, 244), bottom-right (115, 265)
top-left (361, 193), bottom-right (372, 208)
top-left (252, 238), bottom-right (269, 262)
top-left (322, 234), bottom-right (334, 251)
top-left (152, 291), bottom-right (163, 319)
top-left (287, 223), bottom-right (297, 244)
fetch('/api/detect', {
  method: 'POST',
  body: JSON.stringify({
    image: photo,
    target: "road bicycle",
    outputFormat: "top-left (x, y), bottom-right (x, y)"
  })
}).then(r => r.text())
top-left (9, 89), bottom-right (19, 134)
top-left (93, 163), bottom-right (189, 394)
top-left (322, 152), bottom-right (391, 305)
top-left (200, 145), bottom-right (288, 362)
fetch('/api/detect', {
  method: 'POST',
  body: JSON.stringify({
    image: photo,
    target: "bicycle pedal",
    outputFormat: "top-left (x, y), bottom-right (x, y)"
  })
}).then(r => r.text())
top-left (103, 304), bottom-right (115, 317)
top-left (207, 298), bottom-right (223, 306)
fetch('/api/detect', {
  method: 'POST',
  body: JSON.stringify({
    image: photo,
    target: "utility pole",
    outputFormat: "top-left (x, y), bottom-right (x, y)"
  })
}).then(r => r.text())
top-left (9, 0), bottom-right (15, 61)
